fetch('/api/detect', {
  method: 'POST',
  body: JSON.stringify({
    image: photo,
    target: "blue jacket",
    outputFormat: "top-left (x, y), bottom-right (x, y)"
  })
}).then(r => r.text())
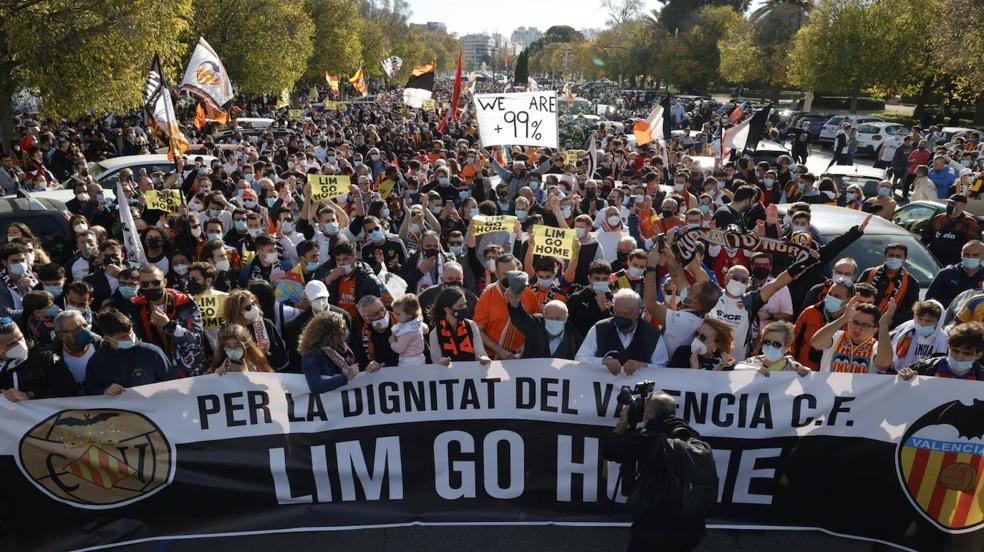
top-left (926, 264), bottom-right (984, 308)
top-left (927, 167), bottom-right (956, 199)
top-left (302, 349), bottom-right (348, 393)
top-left (84, 341), bottom-right (174, 395)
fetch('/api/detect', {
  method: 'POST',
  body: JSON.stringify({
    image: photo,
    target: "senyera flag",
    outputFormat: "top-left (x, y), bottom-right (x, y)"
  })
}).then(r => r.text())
top-left (179, 36), bottom-right (233, 128)
top-left (349, 66), bottom-right (368, 97)
top-left (403, 61), bottom-right (435, 109)
top-left (325, 72), bottom-right (340, 95)
top-left (143, 54), bottom-right (189, 161)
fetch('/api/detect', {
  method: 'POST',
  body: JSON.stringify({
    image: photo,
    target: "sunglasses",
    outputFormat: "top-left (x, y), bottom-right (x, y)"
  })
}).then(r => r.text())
top-left (139, 280), bottom-right (162, 288)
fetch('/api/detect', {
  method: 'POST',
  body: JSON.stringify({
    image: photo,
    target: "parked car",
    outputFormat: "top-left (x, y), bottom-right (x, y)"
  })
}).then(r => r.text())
top-left (0, 197), bottom-right (70, 258)
top-left (790, 112), bottom-right (832, 141)
top-left (778, 204), bottom-right (942, 294)
top-left (939, 127), bottom-right (984, 143)
top-left (892, 199), bottom-right (984, 235)
top-left (821, 165), bottom-right (889, 201)
top-left (748, 139), bottom-right (791, 167)
top-left (854, 122), bottom-right (908, 155)
top-left (818, 115), bottom-right (884, 144)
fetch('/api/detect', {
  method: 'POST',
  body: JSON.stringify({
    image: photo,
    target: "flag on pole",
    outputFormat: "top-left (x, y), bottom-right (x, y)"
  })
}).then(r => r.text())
top-left (180, 37), bottom-right (233, 109)
top-left (325, 73), bottom-right (340, 95)
top-left (439, 53), bottom-right (462, 132)
top-left (349, 66), bottom-right (368, 97)
top-left (632, 94), bottom-right (672, 147)
top-left (143, 54), bottom-right (189, 161)
top-left (563, 82), bottom-right (574, 105)
top-left (586, 134), bottom-right (598, 179)
top-left (116, 182), bottom-right (147, 265)
top-left (403, 61), bottom-right (436, 108)
top-left (527, 77), bottom-right (539, 91)
top-left (381, 55), bottom-right (403, 78)
top-left (728, 101), bottom-right (749, 124)
top-left (276, 88), bottom-right (290, 109)
top-left (722, 106), bottom-right (772, 156)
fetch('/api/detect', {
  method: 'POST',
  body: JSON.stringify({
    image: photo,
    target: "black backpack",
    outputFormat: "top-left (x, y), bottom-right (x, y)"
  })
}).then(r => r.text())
top-left (660, 436), bottom-right (719, 519)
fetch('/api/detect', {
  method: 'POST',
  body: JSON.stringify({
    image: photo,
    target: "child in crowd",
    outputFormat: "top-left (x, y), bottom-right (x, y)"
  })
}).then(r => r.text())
top-left (389, 293), bottom-right (428, 366)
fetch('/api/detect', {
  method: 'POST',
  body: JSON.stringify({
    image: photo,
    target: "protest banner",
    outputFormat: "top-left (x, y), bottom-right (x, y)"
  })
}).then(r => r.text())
top-left (471, 215), bottom-right (517, 236)
top-left (143, 189), bottom-right (183, 213)
top-left (421, 99), bottom-right (436, 110)
top-left (193, 293), bottom-right (226, 332)
top-left (324, 101), bottom-right (338, 111)
top-left (562, 150), bottom-right (579, 166)
top-left (2, 361), bottom-right (981, 552)
top-left (288, 109), bottom-right (303, 120)
top-left (531, 225), bottom-right (577, 260)
top-left (473, 91), bottom-right (559, 148)
top-left (378, 178), bottom-right (397, 199)
top-left (309, 174), bottom-right (351, 202)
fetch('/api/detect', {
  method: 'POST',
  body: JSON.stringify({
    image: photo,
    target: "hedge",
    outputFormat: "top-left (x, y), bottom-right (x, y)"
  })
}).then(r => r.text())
top-left (812, 96), bottom-right (886, 111)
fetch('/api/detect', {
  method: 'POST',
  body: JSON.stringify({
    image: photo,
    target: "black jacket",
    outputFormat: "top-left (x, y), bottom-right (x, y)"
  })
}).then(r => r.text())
top-left (507, 303), bottom-right (582, 360)
top-left (0, 346), bottom-right (77, 399)
top-left (907, 355), bottom-right (984, 380)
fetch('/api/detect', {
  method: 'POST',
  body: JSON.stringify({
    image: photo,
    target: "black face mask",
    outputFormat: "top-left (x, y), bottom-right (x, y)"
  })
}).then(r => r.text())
top-left (452, 307), bottom-right (468, 321)
top-left (140, 287), bottom-right (164, 301)
top-left (946, 204), bottom-right (956, 217)
top-left (661, 210), bottom-right (675, 219)
top-left (752, 266), bottom-right (771, 280)
top-left (616, 251), bottom-right (628, 263)
top-left (146, 238), bottom-right (162, 249)
top-left (186, 280), bottom-right (205, 295)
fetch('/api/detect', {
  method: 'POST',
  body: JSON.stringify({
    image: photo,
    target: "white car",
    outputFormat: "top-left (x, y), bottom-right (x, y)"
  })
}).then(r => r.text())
top-left (29, 153), bottom-right (218, 203)
top-left (939, 127), bottom-right (984, 143)
top-left (818, 115), bottom-right (884, 143)
top-left (854, 122), bottom-right (907, 154)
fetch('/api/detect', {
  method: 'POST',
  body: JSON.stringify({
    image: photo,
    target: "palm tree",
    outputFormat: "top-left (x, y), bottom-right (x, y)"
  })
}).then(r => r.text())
top-left (750, 0), bottom-right (813, 45)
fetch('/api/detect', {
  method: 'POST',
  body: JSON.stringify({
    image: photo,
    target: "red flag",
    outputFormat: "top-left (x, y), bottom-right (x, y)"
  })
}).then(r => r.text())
top-left (439, 51), bottom-right (463, 133)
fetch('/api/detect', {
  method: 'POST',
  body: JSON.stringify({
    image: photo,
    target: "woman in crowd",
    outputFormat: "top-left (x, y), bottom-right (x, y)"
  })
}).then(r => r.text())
top-left (668, 318), bottom-right (736, 371)
top-left (428, 287), bottom-right (491, 366)
top-left (222, 289), bottom-right (289, 371)
top-left (735, 321), bottom-right (811, 376)
top-left (298, 310), bottom-right (359, 393)
top-left (209, 324), bottom-right (272, 374)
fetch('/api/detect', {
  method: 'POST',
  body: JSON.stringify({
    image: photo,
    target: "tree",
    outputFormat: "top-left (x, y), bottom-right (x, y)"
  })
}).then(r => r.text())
top-left (654, 0), bottom-right (749, 34)
top-left (513, 26), bottom-right (585, 84)
top-left (601, 0), bottom-right (644, 27)
top-left (0, 0), bottom-right (192, 153)
top-left (303, 0), bottom-right (363, 83)
top-left (191, 0), bottom-right (314, 94)
top-left (660, 6), bottom-right (741, 93)
top-left (749, 0), bottom-right (812, 45)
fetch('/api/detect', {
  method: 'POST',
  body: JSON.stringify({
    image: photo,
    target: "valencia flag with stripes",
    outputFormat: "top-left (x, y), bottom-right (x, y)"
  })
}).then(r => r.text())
top-left (403, 62), bottom-right (435, 108)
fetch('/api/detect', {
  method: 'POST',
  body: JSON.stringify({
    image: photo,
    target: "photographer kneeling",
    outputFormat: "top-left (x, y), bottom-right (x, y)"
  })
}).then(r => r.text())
top-left (603, 387), bottom-right (715, 552)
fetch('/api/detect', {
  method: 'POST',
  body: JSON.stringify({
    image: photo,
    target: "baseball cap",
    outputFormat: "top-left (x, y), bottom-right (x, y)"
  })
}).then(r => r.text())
top-left (304, 280), bottom-right (330, 301)
top-left (241, 188), bottom-right (258, 200)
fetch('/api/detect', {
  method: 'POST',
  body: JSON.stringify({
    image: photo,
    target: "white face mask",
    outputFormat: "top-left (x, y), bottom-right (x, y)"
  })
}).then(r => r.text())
top-left (372, 316), bottom-right (390, 330)
top-left (215, 258), bottom-right (231, 272)
top-left (243, 305), bottom-right (260, 321)
top-left (607, 215), bottom-right (621, 227)
top-left (690, 336), bottom-right (708, 356)
top-left (726, 279), bottom-right (748, 296)
top-left (73, 223), bottom-right (88, 233)
top-left (5, 339), bottom-right (28, 360)
top-left (247, 228), bottom-right (263, 238)
top-left (263, 252), bottom-right (279, 264)
top-left (173, 264), bottom-right (188, 276)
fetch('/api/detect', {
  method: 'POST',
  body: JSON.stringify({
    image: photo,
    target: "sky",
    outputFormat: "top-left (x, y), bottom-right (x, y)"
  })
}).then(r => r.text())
top-left (405, 0), bottom-right (659, 37)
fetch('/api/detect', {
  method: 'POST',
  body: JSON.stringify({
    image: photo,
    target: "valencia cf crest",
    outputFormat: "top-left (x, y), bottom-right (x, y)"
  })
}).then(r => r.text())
top-left (17, 409), bottom-right (174, 509)
top-left (896, 399), bottom-right (984, 533)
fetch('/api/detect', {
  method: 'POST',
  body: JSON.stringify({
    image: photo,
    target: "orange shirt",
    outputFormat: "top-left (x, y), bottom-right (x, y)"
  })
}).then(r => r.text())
top-left (473, 283), bottom-right (536, 357)
top-left (336, 276), bottom-right (358, 320)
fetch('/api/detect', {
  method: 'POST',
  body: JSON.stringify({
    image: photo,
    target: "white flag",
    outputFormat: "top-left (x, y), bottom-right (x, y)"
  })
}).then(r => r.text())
top-left (116, 183), bottom-right (147, 265)
top-left (587, 134), bottom-right (598, 179)
top-left (381, 55), bottom-right (403, 78)
top-left (180, 37), bottom-right (234, 108)
top-left (527, 77), bottom-right (539, 91)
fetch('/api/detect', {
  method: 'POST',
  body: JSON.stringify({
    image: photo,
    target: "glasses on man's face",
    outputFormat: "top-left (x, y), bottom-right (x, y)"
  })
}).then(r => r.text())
top-left (762, 340), bottom-right (785, 350)
top-left (849, 319), bottom-right (876, 330)
top-left (139, 280), bottom-right (162, 289)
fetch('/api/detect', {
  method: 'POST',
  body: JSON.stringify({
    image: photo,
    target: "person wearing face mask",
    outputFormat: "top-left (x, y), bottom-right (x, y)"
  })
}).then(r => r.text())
top-left (184, 262), bottom-right (228, 352)
top-left (0, 242), bottom-right (38, 313)
top-left (898, 321), bottom-right (984, 380)
top-left (484, 151), bottom-right (550, 201)
top-left (921, 195), bottom-right (981, 267)
top-left (360, 216), bottom-right (408, 273)
top-left (735, 321), bottom-right (811, 376)
top-left (664, 318), bottom-right (736, 371)
top-left (504, 284), bottom-right (581, 360)
top-left (353, 295), bottom-right (398, 370)
top-left (274, 211), bottom-right (304, 267)
top-left (792, 274), bottom-right (859, 363)
top-left (576, 289), bottom-right (661, 374)
top-left (83, 308), bottom-right (173, 396)
top-left (417, 261), bottom-right (479, 318)
top-left (889, 300), bottom-right (947, 373)
top-left (129, 264), bottom-right (207, 378)
top-left (0, 316), bottom-right (75, 402)
top-left (208, 324), bottom-right (273, 375)
top-left (51, 310), bottom-right (103, 393)
top-left (428, 287), bottom-right (492, 366)
top-left (926, 240), bottom-right (984, 308)
top-left (237, 235), bottom-right (290, 288)
top-left (611, 248), bottom-right (649, 297)
top-left (299, 310), bottom-right (361, 393)
top-left (596, 206), bottom-right (627, 263)
top-left (222, 289), bottom-right (288, 371)
top-left (20, 290), bottom-right (59, 347)
top-left (563, 215), bottom-right (605, 286)
top-left (142, 227), bottom-right (171, 275)
top-left (713, 252), bottom-right (820, 362)
top-left (859, 243), bottom-right (919, 328)
top-left (566, 261), bottom-right (615, 336)
top-left (319, 241), bottom-right (390, 329)
top-left (98, 267), bottom-right (140, 316)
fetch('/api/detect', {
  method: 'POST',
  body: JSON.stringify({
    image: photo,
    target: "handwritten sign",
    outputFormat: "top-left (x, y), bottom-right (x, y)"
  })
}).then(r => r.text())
top-left (194, 293), bottom-right (226, 332)
top-left (532, 225), bottom-right (577, 260)
top-left (422, 99), bottom-right (436, 110)
top-left (473, 91), bottom-right (559, 148)
top-left (471, 215), bottom-right (517, 236)
top-left (288, 109), bottom-right (303, 120)
top-left (309, 174), bottom-right (351, 202)
top-left (562, 150), bottom-right (579, 166)
top-left (324, 101), bottom-right (338, 111)
top-left (143, 189), bottom-right (183, 213)
top-left (379, 178), bottom-right (397, 199)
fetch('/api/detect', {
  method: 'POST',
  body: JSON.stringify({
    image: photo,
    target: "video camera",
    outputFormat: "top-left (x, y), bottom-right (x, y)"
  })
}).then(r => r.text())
top-left (616, 380), bottom-right (656, 428)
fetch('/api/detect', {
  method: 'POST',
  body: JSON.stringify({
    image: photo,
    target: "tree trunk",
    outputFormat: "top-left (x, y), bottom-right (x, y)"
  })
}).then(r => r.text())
top-left (974, 93), bottom-right (984, 126)
top-left (0, 95), bottom-right (13, 155)
top-left (912, 75), bottom-right (935, 120)
top-left (771, 82), bottom-right (781, 104)
top-left (849, 86), bottom-right (860, 114)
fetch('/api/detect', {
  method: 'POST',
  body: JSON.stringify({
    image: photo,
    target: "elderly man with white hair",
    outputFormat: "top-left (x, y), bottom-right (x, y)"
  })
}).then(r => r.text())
top-left (417, 261), bottom-right (479, 316)
top-left (503, 289), bottom-right (582, 360)
top-left (576, 288), bottom-right (661, 374)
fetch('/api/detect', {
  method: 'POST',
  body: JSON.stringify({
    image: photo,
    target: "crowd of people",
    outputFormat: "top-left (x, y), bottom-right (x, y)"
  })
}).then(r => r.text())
top-left (0, 80), bottom-right (983, 405)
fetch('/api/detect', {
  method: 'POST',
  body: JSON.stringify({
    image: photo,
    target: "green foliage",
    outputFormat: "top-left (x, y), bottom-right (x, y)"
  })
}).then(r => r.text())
top-left (653, 0), bottom-right (749, 34)
top-left (931, 0), bottom-right (984, 89)
top-left (659, 5), bottom-right (741, 93)
top-left (303, 0), bottom-right (363, 82)
top-left (3, 0), bottom-right (192, 117)
top-left (191, 0), bottom-right (314, 94)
